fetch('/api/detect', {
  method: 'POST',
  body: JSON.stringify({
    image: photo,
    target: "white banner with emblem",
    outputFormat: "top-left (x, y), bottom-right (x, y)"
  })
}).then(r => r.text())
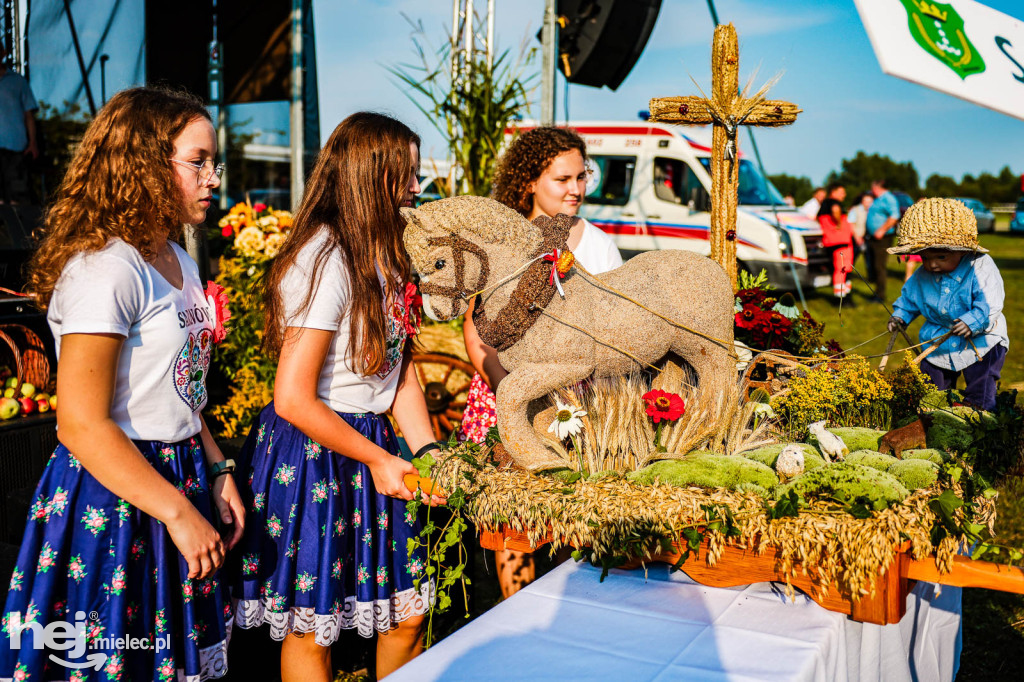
top-left (854, 0), bottom-right (1024, 121)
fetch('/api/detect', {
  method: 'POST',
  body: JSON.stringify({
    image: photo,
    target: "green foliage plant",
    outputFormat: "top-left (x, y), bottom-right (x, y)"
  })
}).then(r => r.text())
top-left (390, 17), bottom-right (536, 197)
top-left (405, 438), bottom-right (478, 648)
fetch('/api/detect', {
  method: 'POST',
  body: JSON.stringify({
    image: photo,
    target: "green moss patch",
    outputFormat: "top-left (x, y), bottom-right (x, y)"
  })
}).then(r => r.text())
top-left (806, 427), bottom-right (886, 454)
top-left (775, 462), bottom-right (909, 509)
top-left (630, 455), bottom-right (779, 491)
top-left (847, 450), bottom-right (899, 471)
top-left (888, 458), bottom-right (940, 490)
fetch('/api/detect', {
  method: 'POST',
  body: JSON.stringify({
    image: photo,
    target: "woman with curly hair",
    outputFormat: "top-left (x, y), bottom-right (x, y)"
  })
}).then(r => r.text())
top-left (461, 126), bottom-right (622, 598)
top-left (1, 87), bottom-right (244, 680)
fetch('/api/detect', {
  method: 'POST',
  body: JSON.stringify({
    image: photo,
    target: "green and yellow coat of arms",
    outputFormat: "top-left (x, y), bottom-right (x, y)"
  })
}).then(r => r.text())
top-left (899, 0), bottom-right (986, 79)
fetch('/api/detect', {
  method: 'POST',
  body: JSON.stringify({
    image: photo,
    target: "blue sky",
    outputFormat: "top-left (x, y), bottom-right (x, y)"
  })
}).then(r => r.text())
top-left (313, 0), bottom-right (1024, 185)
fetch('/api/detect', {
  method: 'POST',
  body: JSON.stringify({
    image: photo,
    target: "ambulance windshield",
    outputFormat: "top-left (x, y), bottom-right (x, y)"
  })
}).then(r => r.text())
top-left (697, 158), bottom-right (787, 207)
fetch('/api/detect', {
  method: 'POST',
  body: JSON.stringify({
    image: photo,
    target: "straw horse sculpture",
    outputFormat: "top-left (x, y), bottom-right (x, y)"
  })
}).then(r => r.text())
top-left (402, 195), bottom-right (735, 471)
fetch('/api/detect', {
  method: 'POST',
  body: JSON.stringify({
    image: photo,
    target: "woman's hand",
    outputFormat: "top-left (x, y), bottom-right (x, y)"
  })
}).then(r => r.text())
top-left (368, 453), bottom-right (418, 501)
top-left (211, 474), bottom-right (246, 550)
top-left (165, 506), bottom-right (226, 579)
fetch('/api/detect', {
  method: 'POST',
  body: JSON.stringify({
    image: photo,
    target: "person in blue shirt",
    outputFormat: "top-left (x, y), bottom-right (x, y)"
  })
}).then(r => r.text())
top-left (865, 179), bottom-right (902, 302)
top-left (887, 198), bottom-right (1007, 411)
top-left (0, 39), bottom-right (38, 204)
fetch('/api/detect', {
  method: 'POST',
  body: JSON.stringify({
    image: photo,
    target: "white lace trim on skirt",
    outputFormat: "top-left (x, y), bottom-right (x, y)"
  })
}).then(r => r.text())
top-left (234, 581), bottom-right (434, 646)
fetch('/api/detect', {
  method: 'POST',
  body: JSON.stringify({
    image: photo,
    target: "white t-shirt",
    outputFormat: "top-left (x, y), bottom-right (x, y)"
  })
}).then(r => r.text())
top-left (573, 218), bottom-right (623, 274)
top-left (279, 229), bottom-right (409, 414)
top-left (799, 198), bottom-right (821, 220)
top-left (48, 240), bottom-right (214, 442)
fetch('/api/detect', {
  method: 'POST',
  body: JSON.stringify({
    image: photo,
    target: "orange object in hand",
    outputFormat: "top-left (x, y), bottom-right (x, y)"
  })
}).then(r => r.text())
top-left (403, 473), bottom-right (446, 499)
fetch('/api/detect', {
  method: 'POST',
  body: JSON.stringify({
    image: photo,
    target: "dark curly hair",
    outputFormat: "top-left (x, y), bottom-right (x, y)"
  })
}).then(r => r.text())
top-left (492, 126), bottom-right (588, 216)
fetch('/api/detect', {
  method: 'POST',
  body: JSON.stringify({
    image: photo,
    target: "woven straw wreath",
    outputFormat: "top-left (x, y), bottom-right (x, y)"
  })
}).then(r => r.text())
top-left (888, 197), bottom-right (987, 254)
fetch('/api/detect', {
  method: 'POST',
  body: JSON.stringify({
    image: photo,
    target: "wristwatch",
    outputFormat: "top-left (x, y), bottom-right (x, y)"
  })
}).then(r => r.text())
top-left (413, 442), bottom-right (443, 459)
top-left (208, 458), bottom-right (236, 479)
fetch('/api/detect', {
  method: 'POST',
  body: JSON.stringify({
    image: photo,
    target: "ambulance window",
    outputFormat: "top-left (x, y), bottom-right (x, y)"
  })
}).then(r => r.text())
top-left (653, 157), bottom-right (688, 204)
top-left (585, 155), bottom-right (635, 206)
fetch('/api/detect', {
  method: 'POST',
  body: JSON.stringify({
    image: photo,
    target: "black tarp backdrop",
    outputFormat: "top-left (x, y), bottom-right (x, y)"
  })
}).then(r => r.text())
top-left (145, 0), bottom-right (319, 151)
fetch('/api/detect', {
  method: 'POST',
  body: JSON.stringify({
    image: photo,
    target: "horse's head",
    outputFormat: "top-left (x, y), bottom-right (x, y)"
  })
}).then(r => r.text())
top-left (402, 195), bottom-right (543, 321)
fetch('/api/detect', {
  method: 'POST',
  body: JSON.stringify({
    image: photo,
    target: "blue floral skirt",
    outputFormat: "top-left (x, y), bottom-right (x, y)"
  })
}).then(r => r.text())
top-left (0, 437), bottom-right (231, 682)
top-left (232, 403), bottom-right (431, 646)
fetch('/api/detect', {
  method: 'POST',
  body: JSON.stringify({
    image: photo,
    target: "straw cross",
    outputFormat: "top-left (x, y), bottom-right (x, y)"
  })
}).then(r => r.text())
top-left (648, 23), bottom-right (801, 288)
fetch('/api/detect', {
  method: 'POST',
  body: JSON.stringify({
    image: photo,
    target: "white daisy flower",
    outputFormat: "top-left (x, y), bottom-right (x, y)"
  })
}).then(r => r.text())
top-left (548, 399), bottom-right (586, 440)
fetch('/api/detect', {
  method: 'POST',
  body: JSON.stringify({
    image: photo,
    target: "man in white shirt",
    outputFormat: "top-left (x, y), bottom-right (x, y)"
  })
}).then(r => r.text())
top-left (799, 187), bottom-right (826, 219)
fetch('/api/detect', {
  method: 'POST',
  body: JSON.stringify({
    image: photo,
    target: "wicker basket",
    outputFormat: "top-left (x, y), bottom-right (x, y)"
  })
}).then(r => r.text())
top-left (0, 324), bottom-right (51, 393)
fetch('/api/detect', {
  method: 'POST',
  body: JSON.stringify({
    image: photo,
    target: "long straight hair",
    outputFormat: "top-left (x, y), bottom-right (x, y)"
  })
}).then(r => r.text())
top-left (263, 112), bottom-right (420, 376)
top-left (27, 87), bottom-right (211, 308)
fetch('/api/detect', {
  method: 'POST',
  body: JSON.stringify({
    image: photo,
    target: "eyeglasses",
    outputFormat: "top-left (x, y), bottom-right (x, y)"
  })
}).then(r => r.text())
top-left (170, 158), bottom-right (225, 187)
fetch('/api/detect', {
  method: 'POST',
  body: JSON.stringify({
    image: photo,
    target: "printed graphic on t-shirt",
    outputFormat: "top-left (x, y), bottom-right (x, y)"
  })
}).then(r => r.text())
top-left (174, 328), bottom-right (213, 411)
top-left (375, 297), bottom-right (408, 380)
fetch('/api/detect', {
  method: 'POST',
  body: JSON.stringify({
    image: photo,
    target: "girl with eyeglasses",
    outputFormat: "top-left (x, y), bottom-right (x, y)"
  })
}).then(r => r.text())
top-left (1, 87), bottom-right (243, 680)
top-left (231, 112), bottom-right (443, 681)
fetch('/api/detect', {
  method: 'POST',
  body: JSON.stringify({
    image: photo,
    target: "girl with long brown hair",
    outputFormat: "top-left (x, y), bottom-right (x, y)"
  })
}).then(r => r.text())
top-left (1, 86), bottom-right (244, 680)
top-left (232, 112), bottom-right (442, 681)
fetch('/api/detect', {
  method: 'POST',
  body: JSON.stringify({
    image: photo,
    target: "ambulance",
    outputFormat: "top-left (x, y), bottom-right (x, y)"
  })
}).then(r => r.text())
top-left (510, 121), bottom-right (832, 291)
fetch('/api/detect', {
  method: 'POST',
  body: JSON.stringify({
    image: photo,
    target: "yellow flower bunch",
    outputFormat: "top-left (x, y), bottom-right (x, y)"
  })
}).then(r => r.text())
top-left (217, 201), bottom-right (294, 260)
top-left (772, 355), bottom-right (894, 433)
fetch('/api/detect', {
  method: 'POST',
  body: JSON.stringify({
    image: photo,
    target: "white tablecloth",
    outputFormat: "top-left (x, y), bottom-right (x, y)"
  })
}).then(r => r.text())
top-left (390, 560), bottom-right (961, 681)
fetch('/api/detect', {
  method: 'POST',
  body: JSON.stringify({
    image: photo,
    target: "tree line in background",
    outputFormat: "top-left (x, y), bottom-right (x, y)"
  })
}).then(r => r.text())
top-left (770, 151), bottom-right (1023, 207)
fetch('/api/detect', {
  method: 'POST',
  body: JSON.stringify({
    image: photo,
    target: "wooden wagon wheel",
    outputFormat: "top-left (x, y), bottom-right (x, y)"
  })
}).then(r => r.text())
top-left (742, 349), bottom-right (804, 399)
top-left (411, 352), bottom-right (476, 441)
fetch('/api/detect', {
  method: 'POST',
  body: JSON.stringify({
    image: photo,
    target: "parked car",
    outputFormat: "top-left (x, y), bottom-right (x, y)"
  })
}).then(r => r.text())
top-left (954, 197), bottom-right (995, 233)
top-left (1010, 197), bottom-right (1024, 233)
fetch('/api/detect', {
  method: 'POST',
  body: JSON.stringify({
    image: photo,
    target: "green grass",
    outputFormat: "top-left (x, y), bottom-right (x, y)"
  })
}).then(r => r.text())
top-left (802, 232), bottom-right (1024, 389)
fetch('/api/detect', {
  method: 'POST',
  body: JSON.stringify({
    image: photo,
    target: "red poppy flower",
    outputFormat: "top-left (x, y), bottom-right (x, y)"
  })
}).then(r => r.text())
top-left (642, 389), bottom-right (685, 424)
top-left (253, 202), bottom-right (267, 213)
top-left (220, 224), bottom-right (233, 238)
top-left (204, 281), bottom-right (232, 343)
top-left (735, 304), bottom-right (761, 330)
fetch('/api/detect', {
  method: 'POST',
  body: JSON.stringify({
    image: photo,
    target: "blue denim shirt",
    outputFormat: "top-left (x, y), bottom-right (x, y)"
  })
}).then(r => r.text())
top-left (892, 253), bottom-right (1008, 371)
top-left (866, 191), bottom-right (901, 237)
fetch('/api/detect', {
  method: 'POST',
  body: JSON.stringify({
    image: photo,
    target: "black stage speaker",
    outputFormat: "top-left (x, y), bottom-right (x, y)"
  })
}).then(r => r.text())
top-left (557, 0), bottom-right (662, 91)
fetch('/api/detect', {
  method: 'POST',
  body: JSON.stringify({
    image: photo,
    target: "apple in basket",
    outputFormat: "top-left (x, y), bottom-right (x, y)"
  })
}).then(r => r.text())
top-left (0, 396), bottom-right (19, 420)
top-left (4, 377), bottom-right (17, 389)
top-left (18, 396), bottom-right (35, 415)
top-left (19, 382), bottom-right (35, 399)
top-left (48, 394), bottom-right (57, 411)
top-left (3, 387), bottom-right (14, 399)
top-left (36, 393), bottom-right (50, 413)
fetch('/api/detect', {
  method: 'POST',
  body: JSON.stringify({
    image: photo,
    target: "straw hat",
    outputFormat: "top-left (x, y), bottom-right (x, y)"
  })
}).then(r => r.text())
top-left (888, 197), bottom-right (988, 254)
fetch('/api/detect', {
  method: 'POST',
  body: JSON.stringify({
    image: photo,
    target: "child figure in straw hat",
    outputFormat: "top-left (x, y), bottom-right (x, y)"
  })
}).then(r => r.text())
top-left (886, 198), bottom-right (1008, 411)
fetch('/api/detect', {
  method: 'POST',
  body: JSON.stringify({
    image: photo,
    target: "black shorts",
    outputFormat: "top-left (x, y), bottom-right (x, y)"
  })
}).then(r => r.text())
top-left (0, 149), bottom-right (31, 203)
